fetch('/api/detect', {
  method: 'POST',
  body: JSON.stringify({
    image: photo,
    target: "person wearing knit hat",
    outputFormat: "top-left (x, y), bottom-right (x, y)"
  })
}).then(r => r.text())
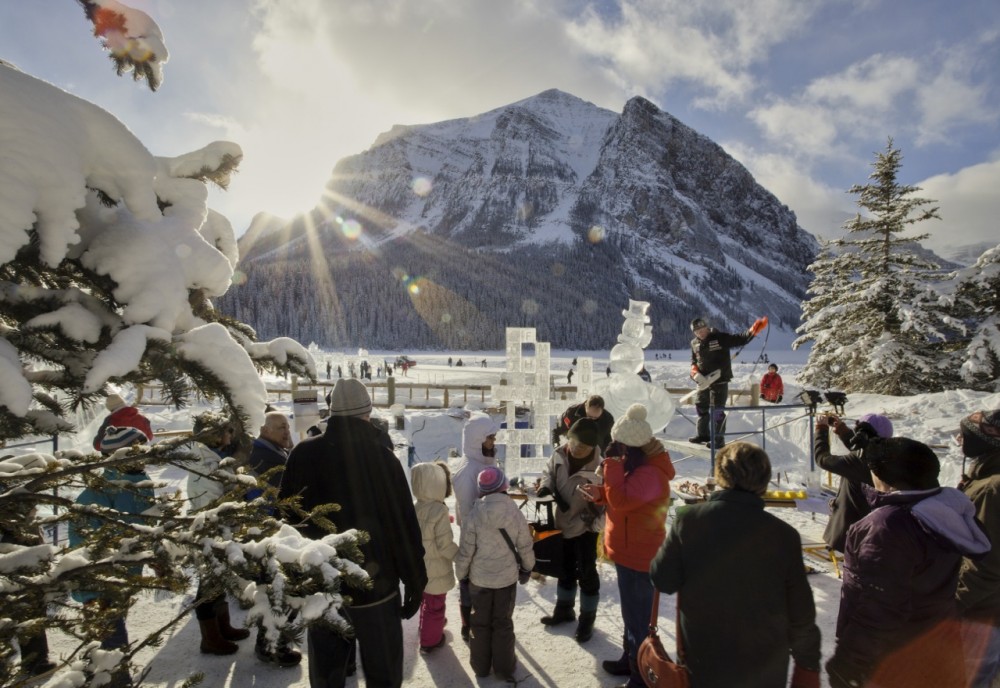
top-left (477, 466), bottom-right (508, 495)
top-left (279, 374), bottom-right (427, 686)
top-left (71, 423), bottom-right (155, 674)
top-left (99, 426), bottom-right (149, 453)
top-left (610, 403), bottom-right (654, 448)
top-left (454, 463), bottom-right (534, 681)
top-left (827, 437), bottom-right (988, 688)
top-left (327, 378), bottom-right (373, 418)
top-left (536, 415), bottom-right (605, 642)
top-left (956, 409), bottom-right (1000, 687)
top-left (578, 403), bottom-right (676, 683)
top-left (93, 393), bottom-right (153, 452)
top-left (814, 412), bottom-right (894, 553)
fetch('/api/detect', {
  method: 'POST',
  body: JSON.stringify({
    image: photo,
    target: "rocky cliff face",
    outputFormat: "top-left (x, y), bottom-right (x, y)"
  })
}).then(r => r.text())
top-left (221, 89), bottom-right (818, 350)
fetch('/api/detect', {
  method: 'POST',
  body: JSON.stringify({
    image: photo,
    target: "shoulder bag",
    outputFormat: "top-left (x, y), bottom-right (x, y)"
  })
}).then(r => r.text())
top-left (637, 589), bottom-right (690, 688)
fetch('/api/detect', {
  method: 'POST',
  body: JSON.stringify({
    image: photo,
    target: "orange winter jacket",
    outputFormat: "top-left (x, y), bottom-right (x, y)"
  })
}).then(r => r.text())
top-left (596, 440), bottom-right (675, 572)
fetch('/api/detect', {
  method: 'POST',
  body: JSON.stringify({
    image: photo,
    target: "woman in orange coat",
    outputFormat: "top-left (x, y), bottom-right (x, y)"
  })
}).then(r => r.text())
top-left (579, 403), bottom-right (675, 688)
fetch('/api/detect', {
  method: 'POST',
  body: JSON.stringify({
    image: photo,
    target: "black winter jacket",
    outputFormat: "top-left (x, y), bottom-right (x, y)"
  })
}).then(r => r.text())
top-left (690, 328), bottom-right (755, 383)
top-left (279, 416), bottom-right (427, 607)
top-left (815, 427), bottom-right (872, 552)
top-left (650, 490), bottom-right (821, 688)
top-left (552, 402), bottom-right (614, 450)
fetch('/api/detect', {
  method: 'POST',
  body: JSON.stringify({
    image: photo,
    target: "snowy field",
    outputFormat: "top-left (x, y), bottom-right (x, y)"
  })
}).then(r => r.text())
top-left (40, 347), bottom-right (1000, 688)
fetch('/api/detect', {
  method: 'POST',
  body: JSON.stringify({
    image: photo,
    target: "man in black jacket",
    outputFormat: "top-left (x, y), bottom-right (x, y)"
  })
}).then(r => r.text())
top-left (552, 395), bottom-right (614, 451)
top-left (279, 378), bottom-right (427, 688)
top-left (688, 316), bottom-right (766, 448)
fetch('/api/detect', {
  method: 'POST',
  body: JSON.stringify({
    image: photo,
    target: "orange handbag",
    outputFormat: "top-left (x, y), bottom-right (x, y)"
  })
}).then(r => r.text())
top-left (637, 589), bottom-right (690, 688)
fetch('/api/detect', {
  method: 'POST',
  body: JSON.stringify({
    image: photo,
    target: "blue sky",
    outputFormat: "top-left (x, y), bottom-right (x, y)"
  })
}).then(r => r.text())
top-left (2, 0), bottom-right (998, 259)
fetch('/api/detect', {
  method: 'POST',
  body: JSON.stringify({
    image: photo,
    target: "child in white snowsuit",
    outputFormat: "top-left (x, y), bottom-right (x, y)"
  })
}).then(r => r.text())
top-left (454, 467), bottom-right (535, 681)
top-left (412, 461), bottom-right (459, 653)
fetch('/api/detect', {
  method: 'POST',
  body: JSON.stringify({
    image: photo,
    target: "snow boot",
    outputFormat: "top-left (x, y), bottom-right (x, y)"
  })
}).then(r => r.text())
top-left (540, 601), bottom-right (576, 626)
top-left (575, 593), bottom-right (599, 642)
top-left (688, 435), bottom-right (709, 444)
top-left (460, 604), bottom-right (472, 642)
top-left (198, 618), bottom-right (239, 655)
top-left (215, 602), bottom-right (250, 641)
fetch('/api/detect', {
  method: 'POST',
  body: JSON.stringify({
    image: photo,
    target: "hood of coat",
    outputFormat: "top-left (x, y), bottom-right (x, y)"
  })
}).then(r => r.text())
top-left (967, 451), bottom-right (1000, 481)
top-left (411, 461), bottom-right (448, 502)
top-left (462, 414), bottom-right (500, 465)
top-left (864, 484), bottom-right (991, 557)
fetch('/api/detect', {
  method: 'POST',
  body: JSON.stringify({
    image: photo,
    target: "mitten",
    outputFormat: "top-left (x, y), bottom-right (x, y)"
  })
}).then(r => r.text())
top-left (517, 568), bottom-right (531, 585)
top-left (400, 588), bottom-right (421, 620)
top-left (749, 315), bottom-right (769, 336)
top-left (789, 665), bottom-right (820, 688)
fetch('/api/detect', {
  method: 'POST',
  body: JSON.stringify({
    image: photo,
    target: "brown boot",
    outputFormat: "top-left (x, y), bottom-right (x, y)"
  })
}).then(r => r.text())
top-left (215, 603), bottom-right (250, 641)
top-left (199, 618), bottom-right (239, 655)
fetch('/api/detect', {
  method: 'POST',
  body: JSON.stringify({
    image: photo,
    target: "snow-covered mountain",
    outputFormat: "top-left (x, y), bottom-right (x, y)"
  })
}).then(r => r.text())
top-left (222, 89), bottom-right (819, 349)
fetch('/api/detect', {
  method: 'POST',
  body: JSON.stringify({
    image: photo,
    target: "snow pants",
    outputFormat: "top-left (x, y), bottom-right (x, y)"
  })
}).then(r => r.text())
top-left (418, 592), bottom-right (447, 648)
top-left (469, 582), bottom-right (517, 678)
top-left (695, 382), bottom-right (728, 445)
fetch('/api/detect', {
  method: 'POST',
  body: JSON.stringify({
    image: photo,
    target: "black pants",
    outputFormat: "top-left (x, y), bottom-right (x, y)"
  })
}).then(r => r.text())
top-left (307, 597), bottom-right (403, 688)
top-left (557, 531), bottom-right (600, 596)
top-left (469, 583), bottom-right (517, 678)
top-left (695, 382), bottom-right (728, 443)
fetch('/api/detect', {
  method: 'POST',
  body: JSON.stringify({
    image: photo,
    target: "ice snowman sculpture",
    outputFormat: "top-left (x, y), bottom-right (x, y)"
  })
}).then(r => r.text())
top-left (592, 299), bottom-right (675, 432)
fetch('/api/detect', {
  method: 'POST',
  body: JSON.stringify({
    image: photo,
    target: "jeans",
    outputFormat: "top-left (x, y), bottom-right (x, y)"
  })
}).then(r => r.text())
top-left (616, 562), bottom-right (654, 688)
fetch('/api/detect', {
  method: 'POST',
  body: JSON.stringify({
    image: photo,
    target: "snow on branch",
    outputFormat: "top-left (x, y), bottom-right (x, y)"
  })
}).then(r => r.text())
top-left (77, 0), bottom-right (169, 91)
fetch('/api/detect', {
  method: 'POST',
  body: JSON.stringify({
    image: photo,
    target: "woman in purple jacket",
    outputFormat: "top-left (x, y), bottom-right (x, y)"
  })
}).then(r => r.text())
top-left (827, 437), bottom-right (990, 688)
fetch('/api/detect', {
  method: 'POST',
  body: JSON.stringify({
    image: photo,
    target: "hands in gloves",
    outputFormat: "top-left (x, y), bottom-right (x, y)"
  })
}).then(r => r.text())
top-left (749, 316), bottom-right (768, 336)
top-left (400, 588), bottom-right (422, 620)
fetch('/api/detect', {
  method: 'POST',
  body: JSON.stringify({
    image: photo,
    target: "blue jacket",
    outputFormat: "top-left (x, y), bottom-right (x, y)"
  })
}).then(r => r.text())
top-left (69, 469), bottom-right (155, 604)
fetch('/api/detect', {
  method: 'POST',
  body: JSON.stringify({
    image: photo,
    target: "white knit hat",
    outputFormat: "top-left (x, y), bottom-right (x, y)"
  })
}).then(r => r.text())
top-left (327, 378), bottom-right (372, 417)
top-left (105, 393), bottom-right (126, 412)
top-left (611, 404), bottom-right (653, 447)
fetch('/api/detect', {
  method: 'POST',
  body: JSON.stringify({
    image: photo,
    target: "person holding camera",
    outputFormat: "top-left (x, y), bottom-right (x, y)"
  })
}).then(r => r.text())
top-left (536, 417), bottom-right (605, 642)
top-left (815, 412), bottom-right (893, 552)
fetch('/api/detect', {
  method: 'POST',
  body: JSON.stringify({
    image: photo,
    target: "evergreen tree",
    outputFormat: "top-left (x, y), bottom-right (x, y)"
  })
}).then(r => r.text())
top-left (1, 7), bottom-right (361, 686)
top-left (945, 244), bottom-right (1000, 391)
top-left (794, 139), bottom-right (946, 394)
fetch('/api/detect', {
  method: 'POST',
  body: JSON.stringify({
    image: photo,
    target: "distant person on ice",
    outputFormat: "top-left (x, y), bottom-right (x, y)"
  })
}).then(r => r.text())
top-left (688, 315), bottom-right (767, 448)
top-left (759, 363), bottom-right (784, 403)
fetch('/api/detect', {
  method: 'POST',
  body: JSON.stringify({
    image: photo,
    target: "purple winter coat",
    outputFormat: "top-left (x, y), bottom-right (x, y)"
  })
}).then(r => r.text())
top-left (829, 485), bottom-right (990, 688)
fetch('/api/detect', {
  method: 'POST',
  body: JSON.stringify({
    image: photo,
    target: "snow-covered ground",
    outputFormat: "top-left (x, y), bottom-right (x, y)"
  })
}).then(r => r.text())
top-left (42, 349), bottom-right (1000, 687)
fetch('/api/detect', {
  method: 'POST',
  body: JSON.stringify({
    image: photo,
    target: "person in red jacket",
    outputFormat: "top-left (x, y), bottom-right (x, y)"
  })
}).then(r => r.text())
top-left (92, 394), bottom-right (153, 451)
top-left (759, 363), bottom-right (784, 403)
top-left (579, 403), bottom-right (675, 687)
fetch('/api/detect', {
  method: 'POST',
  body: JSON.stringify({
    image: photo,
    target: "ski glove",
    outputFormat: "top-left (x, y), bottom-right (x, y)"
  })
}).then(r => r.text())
top-left (400, 588), bottom-right (422, 620)
top-left (789, 665), bottom-right (820, 688)
top-left (749, 315), bottom-right (769, 336)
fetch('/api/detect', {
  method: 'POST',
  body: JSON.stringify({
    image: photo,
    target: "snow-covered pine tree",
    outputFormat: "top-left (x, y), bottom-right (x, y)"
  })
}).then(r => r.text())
top-left (945, 244), bottom-right (1000, 391)
top-left (1, 5), bottom-right (365, 686)
top-left (794, 139), bottom-right (946, 395)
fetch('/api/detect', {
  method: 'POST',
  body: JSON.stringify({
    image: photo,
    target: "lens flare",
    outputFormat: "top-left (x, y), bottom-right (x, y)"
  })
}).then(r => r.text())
top-left (551, 262), bottom-right (566, 277)
top-left (231, 269), bottom-right (248, 286)
top-left (587, 225), bottom-right (605, 243)
top-left (412, 176), bottom-right (432, 197)
top-left (441, 312), bottom-right (452, 323)
top-left (340, 218), bottom-right (362, 240)
top-left (408, 282), bottom-right (421, 295)
top-left (522, 299), bottom-right (539, 315)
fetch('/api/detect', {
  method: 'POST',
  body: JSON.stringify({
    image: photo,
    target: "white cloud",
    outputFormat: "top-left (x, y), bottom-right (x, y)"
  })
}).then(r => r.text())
top-left (918, 156), bottom-right (1000, 256)
top-left (914, 47), bottom-right (994, 145)
top-left (566, 0), bottom-right (819, 107)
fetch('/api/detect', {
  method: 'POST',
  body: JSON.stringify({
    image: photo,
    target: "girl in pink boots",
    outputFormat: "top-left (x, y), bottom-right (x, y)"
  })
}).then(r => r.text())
top-left (412, 461), bottom-right (459, 653)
